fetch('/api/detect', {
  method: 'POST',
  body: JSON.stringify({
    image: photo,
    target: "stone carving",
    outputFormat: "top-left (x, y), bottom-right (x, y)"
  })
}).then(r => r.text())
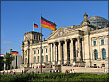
top-left (47, 27), bottom-right (76, 40)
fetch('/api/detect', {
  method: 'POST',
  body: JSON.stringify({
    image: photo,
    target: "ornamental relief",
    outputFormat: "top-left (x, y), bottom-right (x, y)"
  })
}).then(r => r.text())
top-left (48, 28), bottom-right (76, 40)
top-left (50, 30), bottom-right (64, 39)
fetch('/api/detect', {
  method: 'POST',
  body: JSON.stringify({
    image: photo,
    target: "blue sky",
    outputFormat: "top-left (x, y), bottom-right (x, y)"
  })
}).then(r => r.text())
top-left (1, 1), bottom-right (108, 55)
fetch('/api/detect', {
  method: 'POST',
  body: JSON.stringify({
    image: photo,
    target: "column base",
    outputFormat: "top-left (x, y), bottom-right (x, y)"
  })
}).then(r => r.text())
top-left (48, 61), bottom-right (51, 64)
top-left (58, 60), bottom-right (61, 65)
top-left (52, 61), bottom-right (55, 65)
top-left (64, 60), bottom-right (67, 65)
top-left (76, 57), bottom-right (81, 62)
top-left (70, 59), bottom-right (73, 64)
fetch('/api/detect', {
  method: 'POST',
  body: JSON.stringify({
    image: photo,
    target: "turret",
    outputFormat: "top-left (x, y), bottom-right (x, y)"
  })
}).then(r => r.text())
top-left (84, 12), bottom-right (88, 22)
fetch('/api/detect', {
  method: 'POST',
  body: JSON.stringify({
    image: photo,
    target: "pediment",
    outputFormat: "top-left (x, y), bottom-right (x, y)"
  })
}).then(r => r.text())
top-left (47, 27), bottom-right (77, 40)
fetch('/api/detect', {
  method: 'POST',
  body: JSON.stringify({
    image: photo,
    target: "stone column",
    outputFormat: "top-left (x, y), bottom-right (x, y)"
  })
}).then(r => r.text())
top-left (51, 44), bottom-right (53, 62)
top-left (48, 43), bottom-right (51, 63)
top-left (77, 37), bottom-right (81, 61)
top-left (81, 38), bottom-right (84, 61)
top-left (64, 40), bottom-right (67, 64)
top-left (70, 39), bottom-right (74, 64)
top-left (22, 49), bottom-right (24, 64)
top-left (75, 39), bottom-right (78, 61)
top-left (27, 48), bottom-right (30, 67)
top-left (53, 43), bottom-right (56, 65)
top-left (58, 41), bottom-right (62, 64)
top-left (56, 43), bottom-right (58, 64)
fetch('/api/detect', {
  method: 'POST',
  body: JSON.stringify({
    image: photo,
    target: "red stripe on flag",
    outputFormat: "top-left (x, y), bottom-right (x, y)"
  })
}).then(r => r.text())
top-left (12, 51), bottom-right (19, 55)
top-left (34, 24), bottom-right (38, 28)
top-left (41, 20), bottom-right (55, 28)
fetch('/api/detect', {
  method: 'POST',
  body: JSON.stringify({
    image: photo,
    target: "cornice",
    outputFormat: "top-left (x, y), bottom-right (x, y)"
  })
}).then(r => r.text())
top-left (90, 28), bottom-right (108, 34)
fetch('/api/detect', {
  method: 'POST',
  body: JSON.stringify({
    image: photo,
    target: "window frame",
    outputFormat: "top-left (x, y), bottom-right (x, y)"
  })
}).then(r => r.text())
top-left (38, 50), bottom-right (39, 54)
top-left (94, 49), bottom-right (98, 60)
top-left (101, 39), bottom-right (104, 45)
top-left (93, 41), bottom-right (96, 46)
top-left (46, 48), bottom-right (47, 53)
top-left (102, 64), bottom-right (105, 67)
top-left (42, 49), bottom-right (43, 53)
top-left (102, 49), bottom-right (106, 60)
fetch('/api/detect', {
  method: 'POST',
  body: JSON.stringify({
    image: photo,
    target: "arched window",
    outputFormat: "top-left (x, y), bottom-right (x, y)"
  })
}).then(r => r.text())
top-left (34, 56), bottom-right (36, 64)
top-left (102, 49), bottom-right (106, 60)
top-left (94, 50), bottom-right (98, 60)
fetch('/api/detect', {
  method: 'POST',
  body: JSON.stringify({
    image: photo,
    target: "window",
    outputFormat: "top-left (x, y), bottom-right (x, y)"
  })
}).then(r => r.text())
top-left (42, 49), bottom-right (43, 53)
top-left (46, 55), bottom-right (48, 62)
top-left (38, 56), bottom-right (39, 63)
top-left (34, 56), bottom-right (36, 64)
top-left (38, 50), bottom-right (39, 54)
top-left (93, 41), bottom-right (96, 46)
top-left (42, 56), bottom-right (44, 63)
top-left (34, 50), bottom-right (36, 54)
top-left (34, 35), bottom-right (35, 39)
top-left (46, 49), bottom-right (47, 53)
top-left (102, 49), bottom-right (106, 60)
top-left (94, 49), bottom-right (98, 60)
top-left (94, 64), bottom-right (96, 66)
top-left (101, 40), bottom-right (104, 45)
top-left (102, 64), bottom-right (105, 67)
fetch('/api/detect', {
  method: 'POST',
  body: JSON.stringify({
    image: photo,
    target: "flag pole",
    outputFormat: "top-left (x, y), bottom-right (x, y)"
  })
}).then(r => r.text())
top-left (40, 15), bottom-right (42, 73)
top-left (33, 22), bottom-right (34, 31)
top-left (16, 55), bottom-right (17, 68)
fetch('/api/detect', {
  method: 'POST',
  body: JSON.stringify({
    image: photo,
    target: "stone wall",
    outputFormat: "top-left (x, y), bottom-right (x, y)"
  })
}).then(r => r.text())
top-left (61, 66), bottom-right (108, 73)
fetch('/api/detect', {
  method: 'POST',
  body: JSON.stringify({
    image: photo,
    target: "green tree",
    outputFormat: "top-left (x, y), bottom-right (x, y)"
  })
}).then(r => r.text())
top-left (15, 66), bottom-right (18, 69)
top-left (11, 66), bottom-right (14, 69)
top-left (3, 53), bottom-right (15, 70)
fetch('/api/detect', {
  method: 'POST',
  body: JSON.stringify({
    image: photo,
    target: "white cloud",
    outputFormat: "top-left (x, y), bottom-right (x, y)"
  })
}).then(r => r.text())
top-left (2, 41), bottom-right (13, 44)
top-left (2, 41), bottom-right (21, 45)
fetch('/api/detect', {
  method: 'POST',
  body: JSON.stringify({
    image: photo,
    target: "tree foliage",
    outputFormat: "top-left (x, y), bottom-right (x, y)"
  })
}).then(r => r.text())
top-left (11, 66), bottom-right (14, 69)
top-left (3, 53), bottom-right (15, 70)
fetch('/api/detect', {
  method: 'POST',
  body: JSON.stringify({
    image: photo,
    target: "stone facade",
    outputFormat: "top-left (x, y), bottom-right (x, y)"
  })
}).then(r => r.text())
top-left (20, 13), bottom-right (109, 70)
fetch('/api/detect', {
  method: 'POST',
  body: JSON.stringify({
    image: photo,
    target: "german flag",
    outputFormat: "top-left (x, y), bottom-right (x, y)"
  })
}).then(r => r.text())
top-left (41, 16), bottom-right (56, 30)
top-left (11, 51), bottom-right (19, 55)
top-left (34, 23), bottom-right (38, 28)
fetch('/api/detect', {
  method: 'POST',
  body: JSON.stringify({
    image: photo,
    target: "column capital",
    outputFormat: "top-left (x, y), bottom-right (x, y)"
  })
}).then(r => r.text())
top-left (58, 40), bottom-right (64, 43)
top-left (48, 43), bottom-right (54, 45)
top-left (64, 39), bottom-right (70, 42)
top-left (70, 38), bottom-right (75, 42)
top-left (72, 38), bottom-right (76, 40)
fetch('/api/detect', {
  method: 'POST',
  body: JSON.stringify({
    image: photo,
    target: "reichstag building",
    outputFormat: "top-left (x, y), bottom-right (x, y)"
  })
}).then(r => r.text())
top-left (20, 12), bottom-right (109, 69)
